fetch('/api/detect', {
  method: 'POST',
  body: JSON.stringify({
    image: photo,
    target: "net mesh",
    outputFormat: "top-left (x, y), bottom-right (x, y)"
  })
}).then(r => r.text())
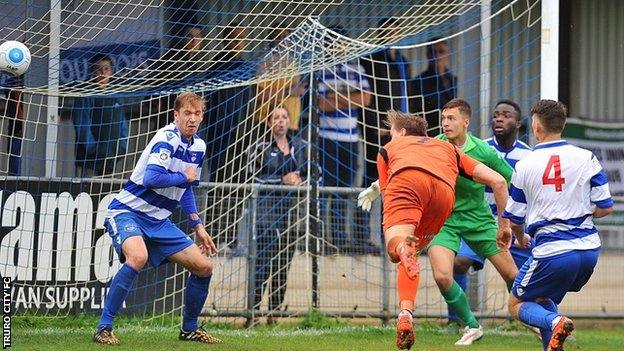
top-left (3, 0), bottom-right (621, 326)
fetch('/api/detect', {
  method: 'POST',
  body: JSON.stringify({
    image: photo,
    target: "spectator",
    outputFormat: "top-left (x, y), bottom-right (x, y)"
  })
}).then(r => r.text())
top-left (164, 0), bottom-right (201, 62)
top-left (360, 17), bottom-right (412, 183)
top-left (162, 25), bottom-right (206, 81)
top-left (317, 26), bottom-right (372, 253)
top-left (147, 25), bottom-right (205, 130)
top-left (72, 54), bottom-right (128, 177)
top-left (245, 107), bottom-right (310, 326)
top-left (202, 23), bottom-right (252, 183)
top-left (253, 24), bottom-right (305, 134)
top-left (409, 38), bottom-right (457, 136)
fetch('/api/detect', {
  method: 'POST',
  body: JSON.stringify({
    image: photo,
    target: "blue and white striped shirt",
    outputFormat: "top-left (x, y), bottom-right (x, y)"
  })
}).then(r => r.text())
top-left (317, 62), bottom-right (370, 142)
top-left (107, 123), bottom-right (205, 221)
top-left (502, 140), bottom-right (613, 258)
top-left (483, 137), bottom-right (532, 214)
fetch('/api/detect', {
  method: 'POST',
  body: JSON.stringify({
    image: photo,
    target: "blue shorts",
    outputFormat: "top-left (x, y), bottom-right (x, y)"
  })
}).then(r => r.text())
top-left (511, 248), bottom-right (600, 304)
top-left (456, 240), bottom-right (485, 271)
top-left (510, 245), bottom-right (533, 270)
top-left (104, 212), bottom-right (194, 268)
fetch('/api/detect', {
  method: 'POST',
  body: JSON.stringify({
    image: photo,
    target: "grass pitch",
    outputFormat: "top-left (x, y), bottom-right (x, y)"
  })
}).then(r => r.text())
top-left (12, 313), bottom-right (624, 350)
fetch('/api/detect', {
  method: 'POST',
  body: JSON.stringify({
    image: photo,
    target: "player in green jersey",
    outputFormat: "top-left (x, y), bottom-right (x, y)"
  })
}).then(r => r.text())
top-left (430, 98), bottom-right (518, 345)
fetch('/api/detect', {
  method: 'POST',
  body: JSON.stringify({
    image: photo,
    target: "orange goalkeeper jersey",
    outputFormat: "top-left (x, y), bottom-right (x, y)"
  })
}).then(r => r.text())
top-left (377, 136), bottom-right (480, 191)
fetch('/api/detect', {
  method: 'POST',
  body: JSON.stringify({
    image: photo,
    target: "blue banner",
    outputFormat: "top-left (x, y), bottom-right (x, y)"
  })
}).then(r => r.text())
top-left (0, 73), bottom-right (20, 89)
top-left (2, 40), bottom-right (161, 86)
top-left (59, 39), bottom-right (161, 84)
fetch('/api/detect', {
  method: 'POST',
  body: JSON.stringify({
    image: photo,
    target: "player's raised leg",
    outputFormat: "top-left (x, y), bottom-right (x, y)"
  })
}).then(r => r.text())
top-left (385, 224), bottom-right (419, 350)
top-left (169, 240), bottom-right (223, 344)
top-left (382, 172), bottom-right (456, 350)
top-left (383, 171), bottom-right (458, 350)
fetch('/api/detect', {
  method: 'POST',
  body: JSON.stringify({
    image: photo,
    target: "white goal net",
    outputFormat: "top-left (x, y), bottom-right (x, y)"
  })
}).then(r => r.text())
top-left (9, 0), bottom-right (612, 327)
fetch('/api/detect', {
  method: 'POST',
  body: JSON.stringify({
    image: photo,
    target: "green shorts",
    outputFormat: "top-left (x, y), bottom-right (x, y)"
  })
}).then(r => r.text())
top-left (428, 216), bottom-right (500, 259)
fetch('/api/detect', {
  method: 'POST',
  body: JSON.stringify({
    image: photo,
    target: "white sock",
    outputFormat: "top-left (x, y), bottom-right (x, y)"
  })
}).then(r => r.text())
top-left (399, 309), bottom-right (413, 322)
top-left (551, 316), bottom-right (562, 330)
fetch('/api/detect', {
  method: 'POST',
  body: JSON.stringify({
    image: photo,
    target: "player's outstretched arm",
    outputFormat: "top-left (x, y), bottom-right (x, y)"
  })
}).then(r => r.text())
top-left (483, 147), bottom-right (514, 184)
top-left (471, 163), bottom-right (509, 218)
top-left (456, 147), bottom-right (508, 214)
top-left (357, 180), bottom-right (380, 212)
top-left (358, 148), bottom-right (390, 212)
top-left (471, 163), bottom-right (512, 248)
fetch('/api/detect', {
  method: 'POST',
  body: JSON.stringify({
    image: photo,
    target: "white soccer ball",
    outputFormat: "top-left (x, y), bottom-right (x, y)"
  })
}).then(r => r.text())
top-left (0, 41), bottom-right (31, 76)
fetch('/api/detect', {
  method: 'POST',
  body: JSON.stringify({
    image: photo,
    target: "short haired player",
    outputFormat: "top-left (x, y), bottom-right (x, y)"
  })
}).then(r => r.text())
top-left (93, 92), bottom-right (221, 345)
top-left (502, 100), bottom-right (613, 351)
top-left (450, 100), bottom-right (534, 328)
top-left (359, 110), bottom-right (512, 350)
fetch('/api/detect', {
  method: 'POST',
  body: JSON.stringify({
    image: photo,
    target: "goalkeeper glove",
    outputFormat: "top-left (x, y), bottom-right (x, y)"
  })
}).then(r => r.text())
top-left (357, 180), bottom-right (381, 212)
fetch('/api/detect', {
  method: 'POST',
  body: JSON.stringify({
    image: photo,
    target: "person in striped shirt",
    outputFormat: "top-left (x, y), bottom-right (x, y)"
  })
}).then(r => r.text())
top-left (93, 92), bottom-right (221, 345)
top-left (317, 27), bottom-right (372, 252)
top-left (503, 100), bottom-right (613, 351)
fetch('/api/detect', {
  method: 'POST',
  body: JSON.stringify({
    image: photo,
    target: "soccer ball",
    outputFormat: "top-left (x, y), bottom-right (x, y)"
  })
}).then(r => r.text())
top-left (0, 41), bottom-right (31, 76)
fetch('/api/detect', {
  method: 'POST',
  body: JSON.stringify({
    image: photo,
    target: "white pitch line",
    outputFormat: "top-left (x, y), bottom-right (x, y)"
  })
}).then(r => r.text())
top-left (16, 325), bottom-right (530, 337)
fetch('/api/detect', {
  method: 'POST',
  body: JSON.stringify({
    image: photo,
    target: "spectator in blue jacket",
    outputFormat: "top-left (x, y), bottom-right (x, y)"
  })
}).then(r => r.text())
top-left (244, 106), bottom-right (311, 326)
top-left (409, 38), bottom-right (457, 136)
top-left (73, 54), bottom-right (128, 177)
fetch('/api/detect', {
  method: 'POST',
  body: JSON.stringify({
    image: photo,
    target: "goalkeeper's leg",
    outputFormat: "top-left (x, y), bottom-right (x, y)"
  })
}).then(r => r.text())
top-left (380, 171), bottom-right (456, 349)
top-left (384, 225), bottom-right (421, 350)
top-left (396, 261), bottom-right (419, 350)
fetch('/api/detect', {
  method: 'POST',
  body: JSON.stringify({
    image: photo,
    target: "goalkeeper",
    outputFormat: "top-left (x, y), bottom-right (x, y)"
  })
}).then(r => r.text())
top-left (361, 110), bottom-right (511, 350)
top-left (360, 99), bottom-right (518, 347)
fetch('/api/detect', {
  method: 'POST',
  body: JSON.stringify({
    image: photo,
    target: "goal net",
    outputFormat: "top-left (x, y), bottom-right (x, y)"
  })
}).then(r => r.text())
top-left (6, 0), bottom-right (612, 326)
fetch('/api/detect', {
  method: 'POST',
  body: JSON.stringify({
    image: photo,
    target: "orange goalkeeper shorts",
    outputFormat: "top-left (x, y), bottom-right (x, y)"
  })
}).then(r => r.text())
top-left (382, 169), bottom-right (455, 248)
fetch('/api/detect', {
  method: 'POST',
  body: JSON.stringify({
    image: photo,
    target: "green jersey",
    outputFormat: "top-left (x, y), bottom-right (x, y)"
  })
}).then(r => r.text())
top-left (436, 133), bottom-right (513, 223)
top-left (429, 133), bottom-right (513, 257)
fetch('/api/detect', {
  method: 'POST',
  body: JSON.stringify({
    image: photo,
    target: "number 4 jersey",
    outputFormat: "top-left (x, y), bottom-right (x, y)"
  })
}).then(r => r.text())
top-left (502, 140), bottom-right (613, 259)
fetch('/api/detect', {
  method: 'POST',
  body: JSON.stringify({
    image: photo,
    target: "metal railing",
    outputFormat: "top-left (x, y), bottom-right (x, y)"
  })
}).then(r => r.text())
top-left (1, 176), bottom-right (623, 320)
top-left (197, 182), bottom-right (624, 321)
